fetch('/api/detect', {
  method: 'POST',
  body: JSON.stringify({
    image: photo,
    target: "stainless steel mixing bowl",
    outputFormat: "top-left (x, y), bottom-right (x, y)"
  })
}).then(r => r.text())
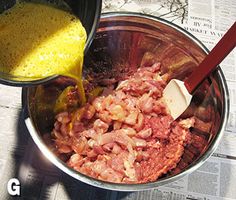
top-left (22, 13), bottom-right (229, 191)
top-left (0, 0), bottom-right (102, 86)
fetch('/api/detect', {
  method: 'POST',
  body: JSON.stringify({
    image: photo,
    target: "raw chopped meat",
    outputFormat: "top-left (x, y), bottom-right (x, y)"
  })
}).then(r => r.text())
top-left (51, 63), bottom-right (194, 183)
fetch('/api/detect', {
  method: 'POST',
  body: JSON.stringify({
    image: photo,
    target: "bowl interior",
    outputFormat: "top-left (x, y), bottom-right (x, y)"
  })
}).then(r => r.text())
top-left (24, 13), bottom-right (228, 190)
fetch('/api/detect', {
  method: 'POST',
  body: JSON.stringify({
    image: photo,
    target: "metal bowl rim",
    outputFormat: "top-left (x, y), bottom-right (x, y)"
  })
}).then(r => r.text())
top-left (22, 12), bottom-right (229, 191)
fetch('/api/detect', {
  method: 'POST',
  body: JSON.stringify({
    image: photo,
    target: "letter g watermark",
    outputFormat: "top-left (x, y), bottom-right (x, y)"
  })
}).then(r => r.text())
top-left (7, 178), bottom-right (21, 196)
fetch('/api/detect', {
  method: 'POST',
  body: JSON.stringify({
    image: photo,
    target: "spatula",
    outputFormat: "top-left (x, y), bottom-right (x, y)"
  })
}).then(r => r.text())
top-left (163, 22), bottom-right (236, 120)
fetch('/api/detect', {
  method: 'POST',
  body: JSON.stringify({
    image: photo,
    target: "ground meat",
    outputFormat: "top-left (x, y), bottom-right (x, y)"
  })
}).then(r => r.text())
top-left (51, 63), bottom-right (194, 183)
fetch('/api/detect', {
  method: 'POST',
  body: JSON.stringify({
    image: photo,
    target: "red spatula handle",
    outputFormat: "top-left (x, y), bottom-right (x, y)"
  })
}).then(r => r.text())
top-left (185, 22), bottom-right (236, 94)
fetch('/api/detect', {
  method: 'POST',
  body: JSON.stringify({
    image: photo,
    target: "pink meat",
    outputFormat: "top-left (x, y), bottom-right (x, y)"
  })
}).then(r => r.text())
top-left (52, 63), bottom-right (194, 183)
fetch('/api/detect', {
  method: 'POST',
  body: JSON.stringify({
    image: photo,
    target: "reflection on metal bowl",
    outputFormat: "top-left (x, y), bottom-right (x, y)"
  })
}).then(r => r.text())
top-left (22, 13), bottom-right (229, 191)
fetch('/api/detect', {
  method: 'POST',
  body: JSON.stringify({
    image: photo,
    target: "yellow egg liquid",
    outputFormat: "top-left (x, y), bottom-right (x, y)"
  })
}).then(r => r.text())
top-left (0, 2), bottom-right (87, 104)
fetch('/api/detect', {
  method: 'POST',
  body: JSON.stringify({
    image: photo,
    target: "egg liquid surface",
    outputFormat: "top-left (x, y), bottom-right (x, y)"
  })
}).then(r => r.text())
top-left (0, 1), bottom-right (87, 102)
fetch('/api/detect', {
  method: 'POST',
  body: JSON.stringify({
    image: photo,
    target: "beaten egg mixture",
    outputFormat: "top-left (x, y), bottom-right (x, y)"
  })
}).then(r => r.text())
top-left (0, 1), bottom-right (87, 102)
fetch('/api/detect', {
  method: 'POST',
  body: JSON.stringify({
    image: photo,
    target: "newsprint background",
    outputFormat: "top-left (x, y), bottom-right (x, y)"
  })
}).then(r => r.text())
top-left (0, 0), bottom-right (235, 199)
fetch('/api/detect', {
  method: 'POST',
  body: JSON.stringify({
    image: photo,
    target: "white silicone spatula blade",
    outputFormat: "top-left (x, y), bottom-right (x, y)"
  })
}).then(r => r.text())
top-left (163, 79), bottom-right (192, 120)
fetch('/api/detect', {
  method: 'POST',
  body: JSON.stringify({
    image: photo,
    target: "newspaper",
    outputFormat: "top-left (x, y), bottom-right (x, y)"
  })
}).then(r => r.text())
top-left (0, 0), bottom-right (235, 199)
